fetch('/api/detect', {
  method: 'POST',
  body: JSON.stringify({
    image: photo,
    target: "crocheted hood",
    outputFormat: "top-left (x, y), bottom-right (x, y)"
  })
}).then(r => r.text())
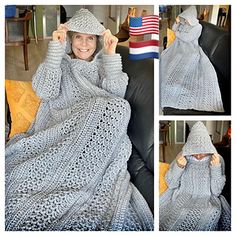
top-left (178, 6), bottom-right (199, 26)
top-left (65, 8), bottom-right (106, 55)
top-left (182, 121), bottom-right (217, 156)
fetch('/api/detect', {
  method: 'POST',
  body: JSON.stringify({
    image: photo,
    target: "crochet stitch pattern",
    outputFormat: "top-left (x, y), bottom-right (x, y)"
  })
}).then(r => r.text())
top-left (160, 6), bottom-right (224, 112)
top-left (159, 122), bottom-right (231, 231)
top-left (5, 9), bottom-right (154, 231)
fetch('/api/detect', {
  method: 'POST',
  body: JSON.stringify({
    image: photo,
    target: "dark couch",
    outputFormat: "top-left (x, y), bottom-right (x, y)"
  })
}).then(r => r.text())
top-left (163, 21), bottom-right (231, 115)
top-left (215, 146), bottom-right (231, 205)
top-left (117, 46), bottom-right (154, 214)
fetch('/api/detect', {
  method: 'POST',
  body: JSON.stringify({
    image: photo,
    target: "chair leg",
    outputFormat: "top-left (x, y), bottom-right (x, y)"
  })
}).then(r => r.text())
top-left (23, 44), bottom-right (29, 70)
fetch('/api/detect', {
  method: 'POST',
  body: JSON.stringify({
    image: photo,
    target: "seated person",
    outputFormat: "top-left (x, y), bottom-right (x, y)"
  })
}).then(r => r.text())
top-left (159, 121), bottom-right (231, 231)
top-left (5, 9), bottom-right (153, 231)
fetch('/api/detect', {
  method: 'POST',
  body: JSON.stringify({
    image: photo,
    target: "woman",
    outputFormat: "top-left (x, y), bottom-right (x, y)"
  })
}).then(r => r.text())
top-left (160, 6), bottom-right (224, 113)
top-left (159, 121), bottom-right (231, 231)
top-left (5, 9), bottom-right (154, 231)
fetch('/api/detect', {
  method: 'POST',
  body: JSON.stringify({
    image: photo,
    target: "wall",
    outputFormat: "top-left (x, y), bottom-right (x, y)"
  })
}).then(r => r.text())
top-left (30, 5), bottom-right (154, 39)
top-left (108, 5), bottom-right (154, 34)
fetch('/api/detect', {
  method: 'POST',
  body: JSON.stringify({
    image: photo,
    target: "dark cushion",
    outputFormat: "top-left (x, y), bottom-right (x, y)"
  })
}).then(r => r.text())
top-left (117, 45), bottom-right (154, 213)
top-left (215, 146), bottom-right (231, 205)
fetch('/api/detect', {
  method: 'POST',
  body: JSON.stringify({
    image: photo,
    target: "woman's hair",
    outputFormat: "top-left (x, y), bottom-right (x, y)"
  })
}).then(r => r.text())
top-left (67, 31), bottom-right (99, 59)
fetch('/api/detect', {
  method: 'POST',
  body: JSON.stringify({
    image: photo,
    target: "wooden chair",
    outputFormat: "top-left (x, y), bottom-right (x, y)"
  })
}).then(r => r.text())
top-left (160, 122), bottom-right (171, 162)
top-left (5, 10), bottom-right (33, 71)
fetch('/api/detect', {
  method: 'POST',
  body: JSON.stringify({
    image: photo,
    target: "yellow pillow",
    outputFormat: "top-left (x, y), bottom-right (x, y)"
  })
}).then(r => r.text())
top-left (159, 162), bottom-right (170, 195)
top-left (5, 80), bottom-right (41, 138)
top-left (166, 28), bottom-right (176, 48)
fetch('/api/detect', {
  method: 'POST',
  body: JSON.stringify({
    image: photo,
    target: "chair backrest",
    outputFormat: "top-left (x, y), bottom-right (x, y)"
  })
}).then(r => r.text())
top-left (5, 10), bottom-right (32, 46)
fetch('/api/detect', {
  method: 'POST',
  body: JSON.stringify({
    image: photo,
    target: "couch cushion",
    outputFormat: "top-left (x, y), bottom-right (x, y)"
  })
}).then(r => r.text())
top-left (159, 162), bottom-right (170, 195)
top-left (5, 80), bottom-right (41, 138)
top-left (117, 46), bottom-right (154, 169)
top-left (167, 28), bottom-right (176, 48)
top-left (199, 21), bottom-right (231, 114)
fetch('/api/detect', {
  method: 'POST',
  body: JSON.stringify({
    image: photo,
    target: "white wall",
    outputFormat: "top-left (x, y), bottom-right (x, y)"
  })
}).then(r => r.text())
top-left (63, 5), bottom-right (109, 28)
top-left (108, 5), bottom-right (154, 35)
top-left (63, 5), bottom-right (84, 18)
top-left (62, 5), bottom-right (154, 34)
top-left (210, 5), bottom-right (220, 25)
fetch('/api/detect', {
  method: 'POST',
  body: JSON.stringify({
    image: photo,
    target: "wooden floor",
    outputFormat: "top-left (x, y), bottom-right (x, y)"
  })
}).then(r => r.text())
top-left (5, 39), bottom-right (50, 81)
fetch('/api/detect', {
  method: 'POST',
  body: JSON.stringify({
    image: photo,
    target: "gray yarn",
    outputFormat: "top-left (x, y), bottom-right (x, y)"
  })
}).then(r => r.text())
top-left (65, 8), bottom-right (106, 54)
top-left (160, 6), bottom-right (224, 112)
top-left (182, 121), bottom-right (217, 156)
top-left (5, 10), bottom-right (153, 231)
top-left (66, 8), bottom-right (106, 35)
top-left (179, 5), bottom-right (199, 26)
top-left (159, 122), bottom-right (231, 231)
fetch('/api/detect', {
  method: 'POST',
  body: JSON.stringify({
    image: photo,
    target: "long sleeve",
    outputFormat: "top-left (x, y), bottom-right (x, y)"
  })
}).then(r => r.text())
top-left (175, 24), bottom-right (202, 42)
top-left (32, 41), bottom-right (65, 101)
top-left (210, 163), bottom-right (226, 196)
top-left (165, 160), bottom-right (185, 189)
top-left (172, 22), bottom-right (179, 31)
top-left (100, 53), bottom-right (129, 98)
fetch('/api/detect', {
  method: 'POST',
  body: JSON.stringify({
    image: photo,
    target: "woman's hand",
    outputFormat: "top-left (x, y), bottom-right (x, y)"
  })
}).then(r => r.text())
top-left (210, 153), bottom-right (221, 166)
top-left (102, 29), bottom-right (118, 55)
top-left (52, 24), bottom-right (68, 43)
top-left (176, 154), bottom-right (187, 168)
top-left (176, 16), bottom-right (180, 24)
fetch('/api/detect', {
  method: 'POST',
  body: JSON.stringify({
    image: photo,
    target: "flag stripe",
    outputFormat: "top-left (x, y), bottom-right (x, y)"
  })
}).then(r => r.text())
top-left (129, 52), bottom-right (159, 60)
top-left (129, 25), bottom-right (158, 31)
top-left (129, 40), bottom-right (159, 48)
top-left (130, 46), bottom-right (159, 54)
top-left (130, 27), bottom-right (159, 32)
top-left (129, 30), bottom-right (159, 36)
top-left (142, 22), bottom-right (159, 26)
top-left (142, 15), bottom-right (159, 20)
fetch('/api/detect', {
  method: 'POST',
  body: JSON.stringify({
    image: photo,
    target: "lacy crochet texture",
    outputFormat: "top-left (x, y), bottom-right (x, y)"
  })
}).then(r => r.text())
top-left (160, 6), bottom-right (224, 112)
top-left (159, 122), bottom-right (231, 231)
top-left (5, 40), bottom-right (154, 231)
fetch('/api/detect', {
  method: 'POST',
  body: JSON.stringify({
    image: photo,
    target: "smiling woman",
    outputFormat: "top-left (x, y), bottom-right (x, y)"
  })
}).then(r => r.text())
top-left (70, 33), bottom-right (98, 61)
top-left (5, 8), bottom-right (154, 231)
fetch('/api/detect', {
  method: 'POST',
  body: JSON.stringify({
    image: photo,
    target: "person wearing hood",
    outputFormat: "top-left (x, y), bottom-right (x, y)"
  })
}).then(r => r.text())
top-left (160, 6), bottom-right (224, 113)
top-left (5, 9), bottom-right (154, 231)
top-left (159, 121), bottom-right (231, 231)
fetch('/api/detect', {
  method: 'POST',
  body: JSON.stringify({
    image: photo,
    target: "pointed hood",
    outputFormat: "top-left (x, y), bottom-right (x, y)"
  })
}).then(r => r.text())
top-left (65, 8), bottom-right (106, 55)
top-left (66, 8), bottom-right (106, 35)
top-left (178, 6), bottom-right (199, 26)
top-left (182, 121), bottom-right (217, 156)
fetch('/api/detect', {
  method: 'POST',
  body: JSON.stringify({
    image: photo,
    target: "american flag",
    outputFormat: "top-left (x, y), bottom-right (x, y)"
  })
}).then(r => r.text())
top-left (129, 15), bottom-right (159, 36)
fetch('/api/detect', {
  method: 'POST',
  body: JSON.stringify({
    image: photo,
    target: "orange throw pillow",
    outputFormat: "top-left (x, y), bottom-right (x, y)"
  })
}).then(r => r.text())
top-left (167, 28), bottom-right (176, 48)
top-left (159, 162), bottom-right (170, 195)
top-left (5, 80), bottom-right (41, 138)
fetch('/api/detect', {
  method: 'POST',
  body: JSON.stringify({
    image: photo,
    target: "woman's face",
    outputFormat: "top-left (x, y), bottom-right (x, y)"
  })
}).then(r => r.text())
top-left (179, 17), bottom-right (189, 25)
top-left (192, 153), bottom-right (211, 160)
top-left (71, 33), bottom-right (97, 61)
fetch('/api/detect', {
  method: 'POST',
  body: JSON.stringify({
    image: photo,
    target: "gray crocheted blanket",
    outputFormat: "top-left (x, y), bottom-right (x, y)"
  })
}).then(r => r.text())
top-left (159, 122), bottom-right (231, 231)
top-left (5, 41), bottom-right (154, 231)
top-left (160, 6), bottom-right (224, 112)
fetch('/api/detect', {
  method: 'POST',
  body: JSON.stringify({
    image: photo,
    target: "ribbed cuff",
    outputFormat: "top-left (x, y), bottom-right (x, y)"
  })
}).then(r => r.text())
top-left (210, 163), bottom-right (222, 177)
top-left (45, 41), bottom-right (65, 69)
top-left (173, 161), bottom-right (185, 175)
top-left (102, 54), bottom-right (123, 78)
